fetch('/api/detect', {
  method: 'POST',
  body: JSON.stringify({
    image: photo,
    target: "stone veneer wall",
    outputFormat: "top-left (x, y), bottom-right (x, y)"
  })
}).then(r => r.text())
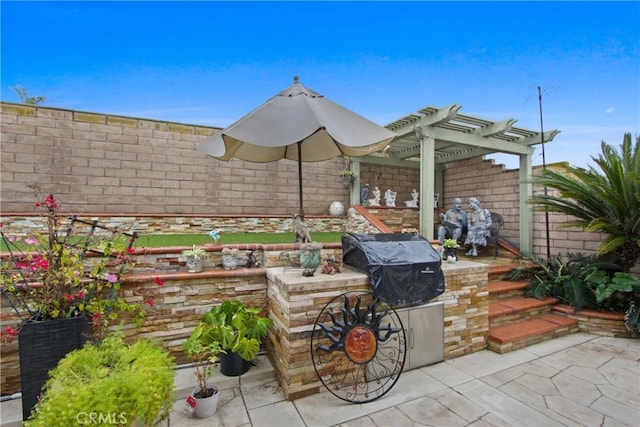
top-left (265, 260), bottom-right (488, 400)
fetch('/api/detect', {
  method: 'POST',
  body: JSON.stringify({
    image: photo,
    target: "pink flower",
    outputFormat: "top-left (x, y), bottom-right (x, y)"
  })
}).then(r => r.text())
top-left (75, 291), bottom-right (84, 299)
top-left (105, 273), bottom-right (118, 283)
top-left (43, 194), bottom-right (58, 209)
top-left (24, 237), bottom-right (38, 245)
top-left (64, 294), bottom-right (75, 302)
top-left (144, 297), bottom-right (155, 307)
top-left (154, 277), bottom-right (164, 287)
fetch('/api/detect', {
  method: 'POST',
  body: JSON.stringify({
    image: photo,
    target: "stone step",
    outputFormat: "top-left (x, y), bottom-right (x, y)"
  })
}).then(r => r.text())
top-left (489, 296), bottom-right (558, 327)
top-left (488, 279), bottom-right (528, 299)
top-left (487, 313), bottom-right (579, 354)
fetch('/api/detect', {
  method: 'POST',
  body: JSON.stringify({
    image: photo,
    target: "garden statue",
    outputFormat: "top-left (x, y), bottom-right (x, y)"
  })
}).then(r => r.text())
top-left (292, 214), bottom-right (312, 243)
top-left (464, 197), bottom-right (492, 257)
top-left (368, 186), bottom-right (381, 207)
top-left (359, 183), bottom-right (370, 206)
top-left (437, 197), bottom-right (468, 245)
top-left (404, 189), bottom-right (419, 207)
top-left (384, 189), bottom-right (397, 207)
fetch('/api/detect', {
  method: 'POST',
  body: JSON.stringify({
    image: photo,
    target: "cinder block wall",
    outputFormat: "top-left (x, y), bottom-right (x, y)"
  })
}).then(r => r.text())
top-left (0, 103), bottom-right (350, 216)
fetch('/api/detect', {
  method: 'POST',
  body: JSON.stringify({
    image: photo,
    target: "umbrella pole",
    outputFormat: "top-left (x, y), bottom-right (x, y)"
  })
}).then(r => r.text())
top-left (298, 141), bottom-right (304, 220)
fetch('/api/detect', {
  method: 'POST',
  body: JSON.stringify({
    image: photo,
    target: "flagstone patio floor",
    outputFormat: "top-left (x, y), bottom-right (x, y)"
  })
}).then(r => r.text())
top-left (2, 332), bottom-right (637, 426)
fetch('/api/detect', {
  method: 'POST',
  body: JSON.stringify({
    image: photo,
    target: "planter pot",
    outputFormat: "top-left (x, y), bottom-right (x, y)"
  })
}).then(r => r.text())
top-left (190, 384), bottom-right (220, 419)
top-left (186, 256), bottom-right (203, 273)
top-left (299, 243), bottom-right (323, 277)
top-left (341, 177), bottom-right (354, 188)
top-left (220, 351), bottom-right (250, 376)
top-left (19, 315), bottom-right (91, 421)
top-left (445, 247), bottom-right (457, 260)
top-left (222, 254), bottom-right (238, 270)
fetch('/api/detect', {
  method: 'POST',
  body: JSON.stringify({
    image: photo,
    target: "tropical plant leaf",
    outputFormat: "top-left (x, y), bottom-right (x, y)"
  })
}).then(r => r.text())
top-left (528, 133), bottom-right (640, 272)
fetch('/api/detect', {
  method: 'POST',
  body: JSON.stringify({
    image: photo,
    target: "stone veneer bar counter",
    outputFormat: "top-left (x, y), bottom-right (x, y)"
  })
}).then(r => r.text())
top-left (265, 260), bottom-right (489, 400)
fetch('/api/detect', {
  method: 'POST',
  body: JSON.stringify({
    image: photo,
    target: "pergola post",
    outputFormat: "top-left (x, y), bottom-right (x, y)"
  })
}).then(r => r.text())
top-left (418, 132), bottom-right (435, 239)
top-left (350, 158), bottom-right (361, 207)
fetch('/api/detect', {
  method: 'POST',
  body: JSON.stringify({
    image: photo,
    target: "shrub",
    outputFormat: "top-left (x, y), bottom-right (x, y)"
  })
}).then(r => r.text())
top-left (26, 333), bottom-right (175, 426)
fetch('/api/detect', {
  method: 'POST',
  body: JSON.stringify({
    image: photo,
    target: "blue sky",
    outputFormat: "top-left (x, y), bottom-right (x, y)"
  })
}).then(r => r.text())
top-left (2, 1), bottom-right (638, 169)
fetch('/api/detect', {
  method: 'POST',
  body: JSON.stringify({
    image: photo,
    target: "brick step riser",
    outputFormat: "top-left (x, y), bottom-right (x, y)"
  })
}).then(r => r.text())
top-left (488, 289), bottom-right (527, 300)
top-left (489, 306), bottom-right (554, 328)
top-left (487, 324), bottom-right (580, 354)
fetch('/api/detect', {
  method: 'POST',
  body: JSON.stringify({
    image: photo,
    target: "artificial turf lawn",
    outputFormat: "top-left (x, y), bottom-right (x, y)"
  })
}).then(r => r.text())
top-left (0, 232), bottom-right (345, 251)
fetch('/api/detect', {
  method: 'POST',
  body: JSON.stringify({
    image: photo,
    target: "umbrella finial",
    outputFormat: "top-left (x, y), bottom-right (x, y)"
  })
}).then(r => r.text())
top-left (293, 75), bottom-right (299, 83)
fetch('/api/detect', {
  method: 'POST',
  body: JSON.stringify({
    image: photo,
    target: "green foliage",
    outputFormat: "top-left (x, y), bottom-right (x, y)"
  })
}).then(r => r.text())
top-left (522, 253), bottom-right (607, 309)
top-left (181, 245), bottom-right (208, 258)
top-left (11, 85), bottom-right (45, 105)
top-left (26, 333), bottom-right (175, 426)
top-left (201, 300), bottom-right (272, 362)
top-left (182, 323), bottom-right (224, 397)
top-left (625, 303), bottom-right (640, 335)
top-left (442, 239), bottom-right (460, 249)
top-left (528, 133), bottom-right (640, 272)
top-left (518, 252), bottom-right (640, 334)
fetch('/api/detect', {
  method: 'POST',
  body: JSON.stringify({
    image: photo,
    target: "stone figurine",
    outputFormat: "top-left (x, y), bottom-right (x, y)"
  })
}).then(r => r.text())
top-left (384, 189), bottom-right (397, 207)
top-left (292, 214), bottom-right (312, 243)
top-left (437, 197), bottom-right (468, 245)
top-left (464, 197), bottom-right (492, 256)
top-left (360, 183), bottom-right (370, 206)
top-left (368, 186), bottom-right (381, 207)
top-left (405, 189), bottom-right (419, 208)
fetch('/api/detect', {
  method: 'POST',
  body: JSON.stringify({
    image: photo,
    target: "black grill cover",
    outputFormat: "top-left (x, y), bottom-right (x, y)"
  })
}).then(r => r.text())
top-left (342, 232), bottom-right (445, 306)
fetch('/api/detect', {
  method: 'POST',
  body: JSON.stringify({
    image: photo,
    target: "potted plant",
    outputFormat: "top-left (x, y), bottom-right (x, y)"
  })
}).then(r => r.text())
top-left (221, 247), bottom-right (240, 270)
top-left (0, 191), bottom-right (152, 420)
top-left (339, 169), bottom-right (357, 188)
top-left (182, 245), bottom-right (208, 273)
top-left (299, 242), bottom-right (323, 276)
top-left (201, 300), bottom-right (272, 376)
top-left (26, 332), bottom-right (175, 426)
top-left (182, 323), bottom-right (224, 419)
top-left (442, 238), bottom-right (460, 262)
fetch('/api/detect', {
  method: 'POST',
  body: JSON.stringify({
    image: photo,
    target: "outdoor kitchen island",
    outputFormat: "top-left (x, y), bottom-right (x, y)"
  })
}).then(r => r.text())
top-left (265, 260), bottom-right (489, 400)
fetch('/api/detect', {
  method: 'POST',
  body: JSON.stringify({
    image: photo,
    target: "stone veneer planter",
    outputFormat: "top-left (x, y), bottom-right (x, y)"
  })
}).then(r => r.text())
top-left (552, 304), bottom-right (635, 338)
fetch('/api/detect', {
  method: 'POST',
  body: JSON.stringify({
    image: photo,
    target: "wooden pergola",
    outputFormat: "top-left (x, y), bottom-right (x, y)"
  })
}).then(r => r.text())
top-left (349, 104), bottom-right (560, 255)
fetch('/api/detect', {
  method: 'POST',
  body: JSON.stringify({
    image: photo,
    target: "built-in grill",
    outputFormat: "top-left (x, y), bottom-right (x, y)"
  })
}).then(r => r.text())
top-left (341, 232), bottom-right (445, 306)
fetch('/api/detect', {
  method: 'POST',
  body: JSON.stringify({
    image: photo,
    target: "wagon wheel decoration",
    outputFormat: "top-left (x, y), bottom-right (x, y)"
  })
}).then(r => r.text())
top-left (310, 291), bottom-right (406, 403)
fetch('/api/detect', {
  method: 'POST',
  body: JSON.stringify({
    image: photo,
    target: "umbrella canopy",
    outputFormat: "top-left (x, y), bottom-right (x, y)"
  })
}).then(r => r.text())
top-left (197, 76), bottom-right (396, 217)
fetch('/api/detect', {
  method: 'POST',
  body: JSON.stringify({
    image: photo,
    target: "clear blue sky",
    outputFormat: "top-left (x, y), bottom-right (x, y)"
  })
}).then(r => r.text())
top-left (2, 1), bottom-right (638, 169)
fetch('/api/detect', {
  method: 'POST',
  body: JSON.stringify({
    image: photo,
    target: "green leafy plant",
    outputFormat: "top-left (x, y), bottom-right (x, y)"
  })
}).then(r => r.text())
top-left (26, 332), bottom-right (175, 426)
top-left (442, 239), bottom-right (460, 249)
top-left (181, 245), bottom-right (208, 258)
top-left (528, 133), bottom-right (640, 272)
top-left (182, 324), bottom-right (224, 398)
top-left (511, 252), bottom-right (640, 334)
top-left (201, 300), bottom-right (272, 361)
top-left (339, 169), bottom-right (357, 179)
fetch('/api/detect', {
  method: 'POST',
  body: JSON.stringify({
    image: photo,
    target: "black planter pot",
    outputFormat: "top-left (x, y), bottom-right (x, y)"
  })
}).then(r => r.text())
top-left (219, 351), bottom-right (250, 376)
top-left (18, 315), bottom-right (91, 421)
top-left (445, 247), bottom-right (458, 260)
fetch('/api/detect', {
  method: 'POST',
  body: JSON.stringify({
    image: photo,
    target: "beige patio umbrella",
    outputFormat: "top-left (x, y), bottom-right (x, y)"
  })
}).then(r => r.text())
top-left (197, 76), bottom-right (396, 218)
